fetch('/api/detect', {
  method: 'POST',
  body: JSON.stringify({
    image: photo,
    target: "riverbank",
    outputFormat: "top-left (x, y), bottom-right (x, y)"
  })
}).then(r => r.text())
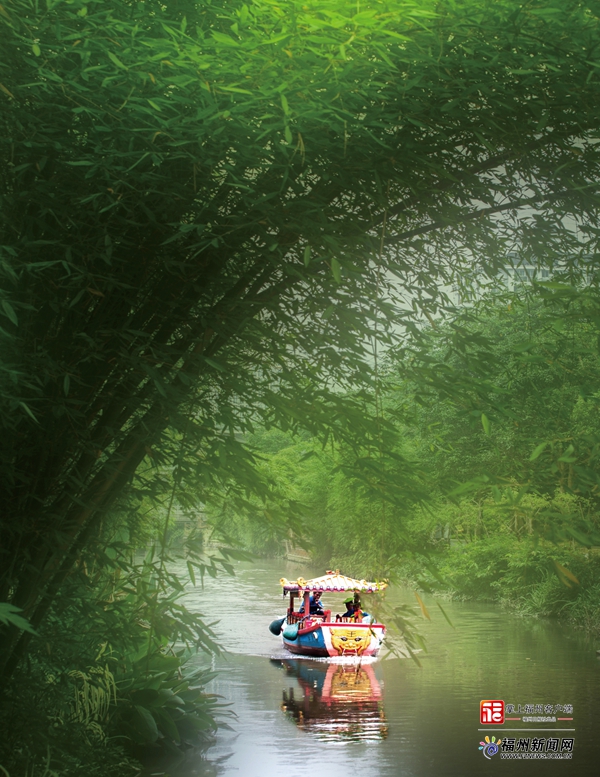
top-left (399, 536), bottom-right (600, 637)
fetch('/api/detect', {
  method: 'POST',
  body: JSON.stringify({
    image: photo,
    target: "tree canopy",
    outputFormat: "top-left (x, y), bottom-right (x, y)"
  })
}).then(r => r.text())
top-left (2, 0), bottom-right (600, 683)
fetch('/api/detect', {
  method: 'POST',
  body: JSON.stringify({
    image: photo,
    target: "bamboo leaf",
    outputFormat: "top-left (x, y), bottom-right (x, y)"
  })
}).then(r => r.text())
top-left (204, 357), bottom-right (226, 372)
top-left (553, 561), bottom-right (580, 586)
top-left (529, 441), bottom-right (549, 461)
top-left (414, 592), bottom-right (431, 620)
top-left (187, 560), bottom-right (196, 586)
top-left (19, 402), bottom-right (38, 423)
top-left (330, 257), bottom-right (341, 283)
top-left (436, 600), bottom-right (455, 629)
top-left (107, 51), bottom-right (128, 70)
top-left (0, 81), bottom-right (15, 99)
top-left (1, 300), bottom-right (17, 325)
top-left (0, 603), bottom-right (37, 634)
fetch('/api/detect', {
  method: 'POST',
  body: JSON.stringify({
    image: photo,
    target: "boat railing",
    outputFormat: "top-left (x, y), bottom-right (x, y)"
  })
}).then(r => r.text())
top-left (287, 610), bottom-right (332, 625)
top-left (288, 613), bottom-right (376, 625)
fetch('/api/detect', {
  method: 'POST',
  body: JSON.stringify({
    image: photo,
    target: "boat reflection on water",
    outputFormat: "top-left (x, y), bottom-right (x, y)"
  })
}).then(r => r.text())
top-left (272, 658), bottom-right (388, 741)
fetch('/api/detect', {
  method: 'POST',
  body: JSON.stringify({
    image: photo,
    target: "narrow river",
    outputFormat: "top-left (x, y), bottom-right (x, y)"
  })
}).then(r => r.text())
top-left (161, 558), bottom-right (599, 777)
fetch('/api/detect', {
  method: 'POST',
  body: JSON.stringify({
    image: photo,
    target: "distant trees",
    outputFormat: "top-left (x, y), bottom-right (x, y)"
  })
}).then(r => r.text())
top-left (395, 286), bottom-right (600, 521)
top-left (221, 289), bottom-right (600, 620)
top-left (2, 0), bottom-right (600, 683)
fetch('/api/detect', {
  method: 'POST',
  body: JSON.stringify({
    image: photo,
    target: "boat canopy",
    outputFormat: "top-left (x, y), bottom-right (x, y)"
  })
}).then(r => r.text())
top-left (280, 570), bottom-right (388, 594)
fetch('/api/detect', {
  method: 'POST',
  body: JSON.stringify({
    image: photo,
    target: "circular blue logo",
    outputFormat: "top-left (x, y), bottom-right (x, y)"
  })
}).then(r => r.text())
top-left (479, 737), bottom-right (501, 759)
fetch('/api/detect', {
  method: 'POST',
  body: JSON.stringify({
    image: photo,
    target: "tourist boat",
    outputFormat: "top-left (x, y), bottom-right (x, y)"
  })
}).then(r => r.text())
top-left (269, 571), bottom-right (387, 658)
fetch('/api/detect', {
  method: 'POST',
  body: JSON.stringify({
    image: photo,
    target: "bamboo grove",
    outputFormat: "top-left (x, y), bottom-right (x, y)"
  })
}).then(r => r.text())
top-left (2, 0), bottom-right (600, 693)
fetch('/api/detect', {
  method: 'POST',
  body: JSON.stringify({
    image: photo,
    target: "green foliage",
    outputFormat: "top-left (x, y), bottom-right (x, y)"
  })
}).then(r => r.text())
top-left (1, 6), bottom-right (600, 773)
top-left (418, 531), bottom-right (600, 633)
top-left (209, 421), bottom-right (428, 576)
top-left (2, 0), bottom-right (600, 671)
top-left (392, 288), bottom-right (600, 524)
top-left (0, 526), bottom-right (233, 776)
top-left (393, 486), bottom-right (600, 633)
top-left (387, 290), bottom-right (600, 632)
top-left (0, 603), bottom-right (37, 634)
top-left (112, 653), bottom-right (221, 748)
top-left (0, 661), bottom-right (139, 777)
top-left (226, 290), bottom-right (600, 637)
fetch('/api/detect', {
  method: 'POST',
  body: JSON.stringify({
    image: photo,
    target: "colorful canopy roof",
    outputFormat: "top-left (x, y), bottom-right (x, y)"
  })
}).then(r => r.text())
top-left (279, 570), bottom-right (388, 594)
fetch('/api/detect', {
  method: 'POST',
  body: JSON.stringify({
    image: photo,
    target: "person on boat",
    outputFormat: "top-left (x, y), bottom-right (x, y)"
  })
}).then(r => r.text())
top-left (299, 591), bottom-right (325, 616)
top-left (341, 597), bottom-right (356, 619)
top-left (352, 596), bottom-right (370, 621)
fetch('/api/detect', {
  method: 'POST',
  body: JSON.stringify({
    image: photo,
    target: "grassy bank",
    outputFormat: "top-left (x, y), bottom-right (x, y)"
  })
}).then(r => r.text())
top-left (400, 535), bottom-right (600, 636)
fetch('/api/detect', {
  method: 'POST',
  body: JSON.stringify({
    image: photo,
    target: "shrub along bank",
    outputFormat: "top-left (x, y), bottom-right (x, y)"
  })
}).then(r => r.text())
top-left (0, 532), bottom-right (230, 777)
top-left (399, 493), bottom-right (600, 636)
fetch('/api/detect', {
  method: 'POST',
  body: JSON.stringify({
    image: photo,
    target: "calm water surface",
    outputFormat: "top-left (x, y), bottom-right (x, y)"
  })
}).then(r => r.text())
top-left (162, 559), bottom-right (599, 777)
